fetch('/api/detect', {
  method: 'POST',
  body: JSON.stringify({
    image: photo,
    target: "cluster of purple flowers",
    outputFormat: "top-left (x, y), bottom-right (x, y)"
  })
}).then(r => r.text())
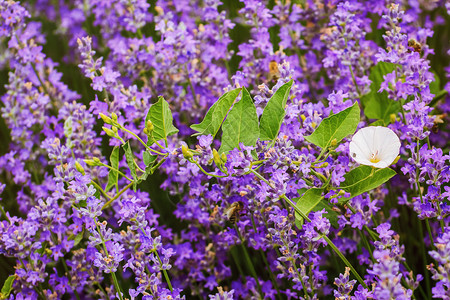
top-left (0, 0), bottom-right (449, 299)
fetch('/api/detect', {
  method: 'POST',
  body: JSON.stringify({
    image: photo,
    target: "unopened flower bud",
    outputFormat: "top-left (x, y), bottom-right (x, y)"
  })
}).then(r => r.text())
top-left (75, 161), bottom-right (85, 175)
top-left (212, 149), bottom-right (222, 167)
top-left (111, 112), bottom-right (118, 121)
top-left (103, 126), bottom-right (116, 137)
top-left (84, 159), bottom-right (96, 166)
top-left (338, 190), bottom-right (346, 196)
top-left (93, 157), bottom-right (101, 164)
top-left (330, 138), bottom-right (337, 147)
top-left (146, 120), bottom-right (154, 133)
top-left (99, 113), bottom-right (112, 124)
top-left (181, 144), bottom-right (193, 159)
top-left (221, 153), bottom-right (227, 164)
top-left (390, 113), bottom-right (397, 123)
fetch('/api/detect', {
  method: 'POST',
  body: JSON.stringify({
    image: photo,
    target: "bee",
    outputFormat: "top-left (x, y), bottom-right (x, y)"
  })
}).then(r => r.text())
top-left (268, 60), bottom-right (280, 82)
top-left (408, 38), bottom-right (422, 54)
top-left (224, 201), bottom-right (244, 224)
top-left (431, 113), bottom-right (446, 134)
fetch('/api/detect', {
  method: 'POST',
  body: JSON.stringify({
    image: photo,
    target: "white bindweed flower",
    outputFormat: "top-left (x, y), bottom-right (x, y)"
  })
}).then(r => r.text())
top-left (349, 126), bottom-right (401, 168)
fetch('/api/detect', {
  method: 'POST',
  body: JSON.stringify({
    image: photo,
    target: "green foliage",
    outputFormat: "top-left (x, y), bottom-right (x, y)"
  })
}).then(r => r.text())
top-left (361, 62), bottom-right (400, 124)
top-left (294, 188), bottom-right (323, 228)
top-left (105, 146), bottom-right (120, 192)
top-left (191, 88), bottom-right (242, 137)
top-left (122, 142), bottom-right (138, 191)
top-left (219, 87), bottom-right (259, 153)
top-left (145, 96), bottom-right (179, 145)
top-left (305, 102), bottom-right (360, 149)
top-left (430, 71), bottom-right (440, 96)
top-left (259, 80), bottom-right (293, 142)
top-left (338, 165), bottom-right (397, 204)
top-left (72, 230), bottom-right (84, 247)
top-left (0, 275), bottom-right (16, 300)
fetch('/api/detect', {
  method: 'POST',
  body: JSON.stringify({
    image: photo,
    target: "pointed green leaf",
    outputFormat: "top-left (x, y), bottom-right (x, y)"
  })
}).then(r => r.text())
top-left (361, 62), bottom-right (400, 123)
top-left (259, 80), bottom-right (293, 141)
top-left (305, 102), bottom-right (360, 149)
top-left (1, 275), bottom-right (16, 299)
top-left (219, 87), bottom-right (259, 153)
top-left (122, 141), bottom-right (137, 191)
top-left (145, 96), bottom-right (178, 145)
top-left (72, 230), bottom-right (84, 246)
top-left (338, 165), bottom-right (396, 204)
top-left (294, 188), bottom-right (323, 228)
top-left (105, 146), bottom-right (120, 192)
top-left (190, 88), bottom-right (242, 137)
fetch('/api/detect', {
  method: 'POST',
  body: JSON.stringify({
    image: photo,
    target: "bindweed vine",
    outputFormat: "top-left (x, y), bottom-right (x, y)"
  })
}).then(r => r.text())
top-left (0, 1), bottom-right (450, 300)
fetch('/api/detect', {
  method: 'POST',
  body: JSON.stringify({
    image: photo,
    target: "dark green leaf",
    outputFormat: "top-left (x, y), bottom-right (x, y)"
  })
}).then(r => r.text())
top-left (294, 188), bottom-right (323, 228)
top-left (361, 62), bottom-right (400, 123)
top-left (1, 275), bottom-right (16, 299)
top-left (145, 96), bottom-right (179, 145)
top-left (219, 87), bottom-right (259, 153)
top-left (259, 80), bottom-right (293, 141)
top-left (304, 102), bottom-right (360, 149)
top-left (122, 141), bottom-right (137, 191)
top-left (190, 88), bottom-right (242, 137)
top-left (105, 146), bottom-right (120, 192)
top-left (338, 165), bottom-right (396, 204)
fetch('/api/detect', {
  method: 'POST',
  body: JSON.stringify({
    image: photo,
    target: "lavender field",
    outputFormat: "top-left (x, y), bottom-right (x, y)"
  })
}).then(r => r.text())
top-left (0, 0), bottom-right (450, 299)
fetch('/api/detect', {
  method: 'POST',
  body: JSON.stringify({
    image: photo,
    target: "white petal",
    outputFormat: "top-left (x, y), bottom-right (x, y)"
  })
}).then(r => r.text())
top-left (349, 126), bottom-right (401, 168)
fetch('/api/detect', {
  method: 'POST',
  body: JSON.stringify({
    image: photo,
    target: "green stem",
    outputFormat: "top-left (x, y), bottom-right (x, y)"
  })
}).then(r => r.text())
top-left (102, 182), bottom-right (134, 210)
top-left (0, 204), bottom-right (11, 223)
top-left (188, 158), bottom-right (228, 178)
top-left (91, 181), bottom-right (112, 201)
top-left (95, 221), bottom-right (124, 300)
top-left (234, 224), bottom-right (263, 295)
top-left (280, 194), bottom-right (368, 289)
top-left (138, 228), bottom-right (173, 291)
top-left (120, 126), bottom-right (165, 156)
top-left (417, 219), bottom-right (432, 299)
top-left (153, 250), bottom-right (173, 292)
top-left (97, 163), bottom-right (133, 182)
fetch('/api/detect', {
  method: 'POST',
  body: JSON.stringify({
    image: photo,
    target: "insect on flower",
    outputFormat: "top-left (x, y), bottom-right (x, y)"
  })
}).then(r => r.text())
top-left (349, 126), bottom-right (401, 168)
top-left (224, 201), bottom-right (245, 224)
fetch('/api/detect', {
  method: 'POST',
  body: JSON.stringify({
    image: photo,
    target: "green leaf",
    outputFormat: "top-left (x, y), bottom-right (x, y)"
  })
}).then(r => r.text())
top-left (143, 151), bottom-right (157, 167)
top-left (294, 188), bottom-right (323, 228)
top-left (259, 80), bottom-right (293, 141)
top-left (190, 88), bottom-right (242, 137)
top-left (361, 62), bottom-right (400, 123)
top-left (369, 120), bottom-right (385, 127)
top-left (430, 71), bottom-right (440, 96)
top-left (219, 87), bottom-right (259, 153)
top-left (105, 146), bottom-right (120, 192)
top-left (72, 230), bottom-right (84, 247)
top-left (304, 102), bottom-right (360, 149)
top-left (145, 96), bottom-right (179, 145)
top-left (338, 165), bottom-right (396, 204)
top-left (122, 141), bottom-right (137, 191)
top-left (1, 275), bottom-right (16, 299)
